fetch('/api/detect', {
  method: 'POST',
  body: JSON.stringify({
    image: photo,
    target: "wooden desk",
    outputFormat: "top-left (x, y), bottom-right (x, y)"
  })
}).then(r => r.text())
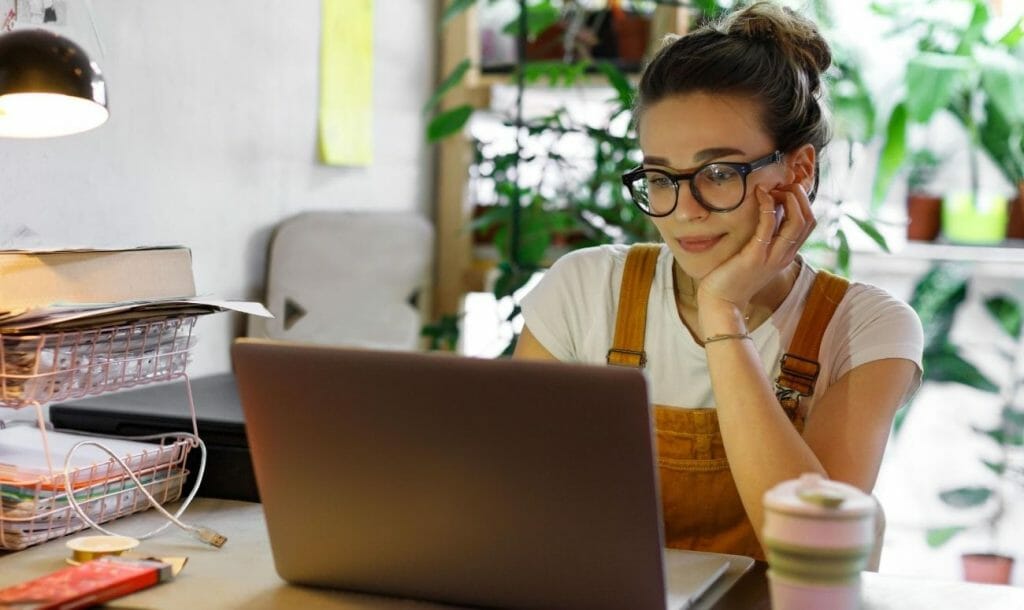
top-left (1, 499), bottom-right (1022, 609)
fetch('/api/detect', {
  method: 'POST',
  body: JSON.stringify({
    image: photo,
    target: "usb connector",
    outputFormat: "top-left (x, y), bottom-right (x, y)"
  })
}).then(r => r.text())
top-left (193, 526), bottom-right (227, 548)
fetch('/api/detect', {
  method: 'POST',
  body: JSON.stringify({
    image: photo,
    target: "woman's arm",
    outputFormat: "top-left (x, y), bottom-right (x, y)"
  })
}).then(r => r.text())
top-left (706, 331), bottom-right (918, 545)
top-left (513, 325), bottom-right (559, 361)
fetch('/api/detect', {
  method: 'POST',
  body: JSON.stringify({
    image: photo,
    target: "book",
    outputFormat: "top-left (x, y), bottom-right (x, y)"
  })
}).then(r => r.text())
top-left (0, 247), bottom-right (196, 313)
top-left (0, 556), bottom-right (173, 609)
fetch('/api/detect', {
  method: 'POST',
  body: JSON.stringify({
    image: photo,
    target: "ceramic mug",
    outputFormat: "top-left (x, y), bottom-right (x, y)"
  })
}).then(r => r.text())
top-left (763, 473), bottom-right (877, 610)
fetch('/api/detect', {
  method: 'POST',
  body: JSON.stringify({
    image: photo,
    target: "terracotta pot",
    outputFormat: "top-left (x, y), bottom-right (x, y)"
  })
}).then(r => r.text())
top-left (611, 12), bottom-right (651, 63)
top-left (1006, 181), bottom-right (1024, 240)
top-left (962, 553), bottom-right (1015, 584)
top-left (906, 193), bottom-right (943, 241)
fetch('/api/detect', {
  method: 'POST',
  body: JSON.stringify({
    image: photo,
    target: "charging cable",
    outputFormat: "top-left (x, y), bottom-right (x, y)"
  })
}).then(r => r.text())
top-left (61, 432), bottom-right (226, 548)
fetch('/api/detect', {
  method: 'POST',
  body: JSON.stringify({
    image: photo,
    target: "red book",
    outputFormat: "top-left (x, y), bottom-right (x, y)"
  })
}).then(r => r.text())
top-left (0, 557), bottom-right (172, 609)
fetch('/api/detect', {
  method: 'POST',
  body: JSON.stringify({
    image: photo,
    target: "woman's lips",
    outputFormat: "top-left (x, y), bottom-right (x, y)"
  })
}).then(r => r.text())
top-left (676, 235), bottom-right (724, 253)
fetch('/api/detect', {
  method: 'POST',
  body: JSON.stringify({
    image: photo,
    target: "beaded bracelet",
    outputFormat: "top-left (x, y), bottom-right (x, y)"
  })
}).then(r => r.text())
top-left (703, 332), bottom-right (752, 345)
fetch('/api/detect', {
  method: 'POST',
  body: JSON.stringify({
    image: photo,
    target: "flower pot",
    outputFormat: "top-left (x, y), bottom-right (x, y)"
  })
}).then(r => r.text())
top-left (962, 553), bottom-right (1014, 584)
top-left (906, 193), bottom-right (943, 241)
top-left (1005, 181), bottom-right (1024, 240)
top-left (610, 11), bottom-right (651, 64)
top-left (942, 191), bottom-right (1009, 245)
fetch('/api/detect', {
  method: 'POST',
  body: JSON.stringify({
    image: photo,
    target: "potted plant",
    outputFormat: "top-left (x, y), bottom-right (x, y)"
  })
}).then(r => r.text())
top-left (904, 263), bottom-right (1023, 584)
top-left (905, 149), bottom-right (943, 241)
top-left (870, 0), bottom-right (1022, 244)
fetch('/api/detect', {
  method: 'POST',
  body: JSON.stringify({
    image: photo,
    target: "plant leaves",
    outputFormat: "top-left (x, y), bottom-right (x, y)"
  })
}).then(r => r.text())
top-left (926, 526), bottom-right (966, 548)
top-left (845, 214), bottom-right (891, 253)
top-left (440, 0), bottom-right (478, 28)
top-left (984, 295), bottom-right (1022, 339)
top-left (427, 104), bottom-right (474, 142)
top-left (833, 228), bottom-right (850, 276)
top-left (501, 0), bottom-right (560, 40)
top-left (910, 264), bottom-right (969, 352)
top-left (923, 344), bottom-right (999, 391)
top-left (939, 487), bottom-right (993, 508)
top-left (595, 61), bottom-right (634, 108)
top-left (983, 460), bottom-right (1006, 476)
top-left (872, 103), bottom-right (908, 207)
top-left (905, 53), bottom-right (971, 124)
top-left (423, 59), bottom-right (471, 115)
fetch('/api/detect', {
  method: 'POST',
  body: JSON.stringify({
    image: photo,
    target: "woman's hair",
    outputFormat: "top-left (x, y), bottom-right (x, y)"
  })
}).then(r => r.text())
top-left (636, 1), bottom-right (832, 156)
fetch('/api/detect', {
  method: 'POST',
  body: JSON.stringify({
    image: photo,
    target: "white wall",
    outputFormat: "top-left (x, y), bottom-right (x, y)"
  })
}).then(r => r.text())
top-left (0, 1), bottom-right (437, 375)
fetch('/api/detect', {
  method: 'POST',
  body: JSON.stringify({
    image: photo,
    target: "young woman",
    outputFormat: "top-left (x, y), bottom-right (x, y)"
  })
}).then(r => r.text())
top-left (514, 1), bottom-right (923, 560)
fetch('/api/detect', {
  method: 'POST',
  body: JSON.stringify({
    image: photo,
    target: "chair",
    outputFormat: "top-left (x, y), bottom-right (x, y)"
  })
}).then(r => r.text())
top-left (247, 211), bottom-right (433, 350)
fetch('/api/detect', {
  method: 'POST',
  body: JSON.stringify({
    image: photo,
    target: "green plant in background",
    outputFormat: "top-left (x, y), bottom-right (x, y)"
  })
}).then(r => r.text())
top-left (906, 148), bottom-right (943, 196)
top-left (870, 0), bottom-right (1024, 209)
top-left (903, 263), bottom-right (1024, 551)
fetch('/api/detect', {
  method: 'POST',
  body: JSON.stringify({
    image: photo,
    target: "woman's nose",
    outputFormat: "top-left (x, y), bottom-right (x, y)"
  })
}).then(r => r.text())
top-left (673, 186), bottom-right (708, 222)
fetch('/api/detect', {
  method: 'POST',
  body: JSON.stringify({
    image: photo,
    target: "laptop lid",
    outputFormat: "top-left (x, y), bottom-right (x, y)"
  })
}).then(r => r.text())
top-left (231, 338), bottom-right (669, 610)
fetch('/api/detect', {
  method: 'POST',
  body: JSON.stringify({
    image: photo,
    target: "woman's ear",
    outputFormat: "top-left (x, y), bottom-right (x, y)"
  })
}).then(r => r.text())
top-left (786, 144), bottom-right (816, 191)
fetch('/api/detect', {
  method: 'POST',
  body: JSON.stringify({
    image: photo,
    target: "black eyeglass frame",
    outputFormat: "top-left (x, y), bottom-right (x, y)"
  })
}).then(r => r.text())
top-left (620, 150), bottom-right (784, 216)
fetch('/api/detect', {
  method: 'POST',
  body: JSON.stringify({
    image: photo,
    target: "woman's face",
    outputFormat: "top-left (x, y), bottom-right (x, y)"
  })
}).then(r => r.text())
top-left (636, 92), bottom-right (793, 280)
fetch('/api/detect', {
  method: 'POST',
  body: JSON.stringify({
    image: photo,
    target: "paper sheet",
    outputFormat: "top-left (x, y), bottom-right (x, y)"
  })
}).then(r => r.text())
top-left (318, 0), bottom-right (374, 166)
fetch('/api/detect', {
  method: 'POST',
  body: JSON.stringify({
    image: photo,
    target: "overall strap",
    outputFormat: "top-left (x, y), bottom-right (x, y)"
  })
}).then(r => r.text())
top-left (607, 244), bottom-right (662, 368)
top-left (776, 269), bottom-right (850, 430)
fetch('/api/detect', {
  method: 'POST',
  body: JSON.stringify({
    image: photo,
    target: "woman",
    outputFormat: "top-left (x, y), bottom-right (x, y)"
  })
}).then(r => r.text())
top-left (514, 1), bottom-right (923, 560)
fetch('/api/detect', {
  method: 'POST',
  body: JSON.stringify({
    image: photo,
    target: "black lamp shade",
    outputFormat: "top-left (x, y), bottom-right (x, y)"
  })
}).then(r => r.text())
top-left (0, 29), bottom-right (108, 138)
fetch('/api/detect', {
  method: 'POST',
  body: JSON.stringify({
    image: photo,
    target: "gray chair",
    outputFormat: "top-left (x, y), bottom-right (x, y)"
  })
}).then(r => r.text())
top-left (247, 211), bottom-right (433, 351)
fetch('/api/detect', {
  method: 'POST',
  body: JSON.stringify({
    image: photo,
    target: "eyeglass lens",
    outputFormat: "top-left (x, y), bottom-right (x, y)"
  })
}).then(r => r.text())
top-left (629, 164), bottom-right (746, 214)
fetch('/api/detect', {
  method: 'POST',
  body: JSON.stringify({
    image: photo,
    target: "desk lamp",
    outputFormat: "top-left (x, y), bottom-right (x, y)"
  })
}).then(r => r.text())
top-left (0, 29), bottom-right (107, 138)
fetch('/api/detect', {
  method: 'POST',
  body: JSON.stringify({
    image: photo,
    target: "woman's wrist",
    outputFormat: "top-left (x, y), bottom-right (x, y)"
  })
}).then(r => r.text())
top-left (697, 298), bottom-right (748, 337)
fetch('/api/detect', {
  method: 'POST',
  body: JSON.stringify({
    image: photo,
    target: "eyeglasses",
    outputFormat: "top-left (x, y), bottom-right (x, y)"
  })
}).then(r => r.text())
top-left (621, 150), bottom-right (783, 216)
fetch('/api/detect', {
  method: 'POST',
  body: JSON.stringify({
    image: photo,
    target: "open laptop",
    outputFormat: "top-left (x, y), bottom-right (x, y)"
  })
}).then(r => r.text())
top-left (231, 338), bottom-right (753, 610)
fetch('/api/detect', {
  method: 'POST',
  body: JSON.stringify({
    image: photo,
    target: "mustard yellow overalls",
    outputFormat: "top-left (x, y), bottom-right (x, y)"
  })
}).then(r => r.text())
top-left (606, 244), bottom-right (849, 560)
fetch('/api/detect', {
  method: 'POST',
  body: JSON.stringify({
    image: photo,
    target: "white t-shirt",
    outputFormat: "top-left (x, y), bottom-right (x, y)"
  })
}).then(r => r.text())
top-left (519, 244), bottom-right (924, 412)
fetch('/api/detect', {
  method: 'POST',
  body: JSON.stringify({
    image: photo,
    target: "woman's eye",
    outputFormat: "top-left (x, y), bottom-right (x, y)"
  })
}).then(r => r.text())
top-left (703, 165), bottom-right (736, 185)
top-left (646, 174), bottom-right (674, 189)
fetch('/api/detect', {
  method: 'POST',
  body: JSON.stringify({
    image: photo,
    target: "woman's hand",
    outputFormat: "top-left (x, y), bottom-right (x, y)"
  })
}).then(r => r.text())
top-left (696, 181), bottom-right (816, 334)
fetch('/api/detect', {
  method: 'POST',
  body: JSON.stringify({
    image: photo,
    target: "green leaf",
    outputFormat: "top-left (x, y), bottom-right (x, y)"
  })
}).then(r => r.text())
top-left (872, 103), bottom-right (908, 207)
top-left (893, 404), bottom-right (910, 435)
top-left (501, 0), bottom-right (560, 40)
top-left (845, 214), bottom-right (890, 253)
top-left (979, 51), bottom-right (1024, 126)
top-left (983, 460), bottom-right (1006, 476)
top-left (984, 295), bottom-right (1022, 339)
top-left (955, 1), bottom-right (989, 56)
top-left (423, 59), bottom-right (471, 115)
top-left (427, 105), bottom-right (474, 142)
top-left (939, 487), bottom-right (993, 508)
top-left (997, 16), bottom-right (1024, 49)
top-left (440, 0), bottom-right (477, 28)
top-left (910, 264), bottom-right (970, 352)
top-left (905, 53), bottom-right (971, 123)
top-left (835, 229), bottom-right (850, 276)
top-left (923, 344), bottom-right (999, 391)
top-left (595, 61), bottom-right (634, 108)
top-left (926, 526), bottom-right (966, 548)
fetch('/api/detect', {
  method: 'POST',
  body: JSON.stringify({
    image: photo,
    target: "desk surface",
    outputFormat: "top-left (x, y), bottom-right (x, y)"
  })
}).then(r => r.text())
top-left (1, 499), bottom-right (1022, 609)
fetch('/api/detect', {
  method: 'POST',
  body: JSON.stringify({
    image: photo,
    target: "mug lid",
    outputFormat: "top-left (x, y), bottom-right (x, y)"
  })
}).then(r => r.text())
top-left (763, 473), bottom-right (876, 518)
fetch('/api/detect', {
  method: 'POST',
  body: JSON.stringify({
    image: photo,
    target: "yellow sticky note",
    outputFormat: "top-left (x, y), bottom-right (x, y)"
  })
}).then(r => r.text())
top-left (319, 0), bottom-right (373, 166)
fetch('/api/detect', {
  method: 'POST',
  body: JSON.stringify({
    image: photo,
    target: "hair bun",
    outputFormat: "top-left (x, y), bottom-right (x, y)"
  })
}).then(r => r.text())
top-left (723, 1), bottom-right (831, 77)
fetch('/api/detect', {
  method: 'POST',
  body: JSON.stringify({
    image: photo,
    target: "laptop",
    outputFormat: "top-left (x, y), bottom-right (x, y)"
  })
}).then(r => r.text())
top-left (231, 338), bottom-right (753, 610)
top-left (49, 374), bottom-right (259, 501)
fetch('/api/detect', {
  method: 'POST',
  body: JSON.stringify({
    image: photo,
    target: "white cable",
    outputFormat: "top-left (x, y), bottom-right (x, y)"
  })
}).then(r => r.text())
top-left (60, 431), bottom-right (225, 547)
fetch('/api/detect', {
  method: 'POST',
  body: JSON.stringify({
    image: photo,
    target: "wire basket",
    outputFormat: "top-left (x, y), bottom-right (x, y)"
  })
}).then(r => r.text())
top-left (0, 432), bottom-right (191, 550)
top-left (0, 316), bottom-right (196, 409)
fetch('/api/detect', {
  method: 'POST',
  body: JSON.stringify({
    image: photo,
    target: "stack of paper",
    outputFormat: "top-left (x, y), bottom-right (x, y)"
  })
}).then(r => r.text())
top-left (0, 247), bottom-right (272, 407)
top-left (0, 425), bottom-right (190, 550)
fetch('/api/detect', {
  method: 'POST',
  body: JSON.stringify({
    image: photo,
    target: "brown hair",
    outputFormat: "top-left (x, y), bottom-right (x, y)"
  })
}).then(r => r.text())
top-left (636, 1), bottom-right (832, 157)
